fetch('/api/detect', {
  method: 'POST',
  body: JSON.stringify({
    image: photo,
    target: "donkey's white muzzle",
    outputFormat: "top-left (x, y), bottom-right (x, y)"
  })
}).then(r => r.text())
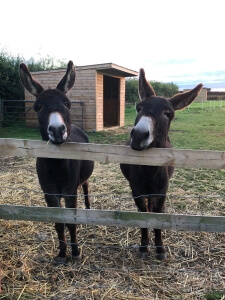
top-left (130, 116), bottom-right (154, 150)
top-left (48, 112), bottom-right (68, 144)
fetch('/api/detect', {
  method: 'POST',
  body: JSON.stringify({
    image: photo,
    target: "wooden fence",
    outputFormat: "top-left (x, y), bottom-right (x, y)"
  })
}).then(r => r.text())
top-left (0, 138), bottom-right (225, 233)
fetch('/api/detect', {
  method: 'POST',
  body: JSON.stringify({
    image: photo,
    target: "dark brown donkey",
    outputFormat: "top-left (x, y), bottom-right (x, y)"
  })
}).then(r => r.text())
top-left (120, 69), bottom-right (202, 260)
top-left (20, 61), bottom-right (94, 262)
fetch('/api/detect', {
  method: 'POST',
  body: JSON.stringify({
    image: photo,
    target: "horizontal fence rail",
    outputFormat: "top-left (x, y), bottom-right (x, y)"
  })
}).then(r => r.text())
top-left (0, 205), bottom-right (224, 233)
top-left (0, 137), bottom-right (225, 233)
top-left (1, 138), bottom-right (225, 169)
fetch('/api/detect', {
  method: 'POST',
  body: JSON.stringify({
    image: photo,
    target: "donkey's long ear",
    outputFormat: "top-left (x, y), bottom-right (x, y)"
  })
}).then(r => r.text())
top-left (138, 68), bottom-right (156, 101)
top-left (20, 63), bottom-right (44, 97)
top-left (170, 84), bottom-right (203, 110)
top-left (56, 61), bottom-right (76, 93)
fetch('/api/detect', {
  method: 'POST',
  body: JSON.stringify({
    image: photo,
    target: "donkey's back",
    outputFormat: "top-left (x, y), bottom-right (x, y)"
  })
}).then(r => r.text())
top-left (69, 124), bottom-right (90, 143)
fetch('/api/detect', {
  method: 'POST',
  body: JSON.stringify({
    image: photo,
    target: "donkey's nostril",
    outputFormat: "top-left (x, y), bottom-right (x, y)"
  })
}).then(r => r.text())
top-left (48, 125), bottom-right (53, 132)
top-left (60, 124), bottom-right (66, 132)
top-left (143, 131), bottom-right (149, 139)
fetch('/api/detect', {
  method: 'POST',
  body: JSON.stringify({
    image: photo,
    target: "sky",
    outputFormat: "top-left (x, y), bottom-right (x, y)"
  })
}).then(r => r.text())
top-left (1, 0), bottom-right (225, 90)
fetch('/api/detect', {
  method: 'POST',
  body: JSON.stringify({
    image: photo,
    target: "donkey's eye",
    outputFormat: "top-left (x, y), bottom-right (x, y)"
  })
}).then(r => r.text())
top-left (163, 112), bottom-right (171, 119)
top-left (34, 104), bottom-right (42, 112)
top-left (136, 105), bottom-right (142, 113)
top-left (64, 102), bottom-right (70, 109)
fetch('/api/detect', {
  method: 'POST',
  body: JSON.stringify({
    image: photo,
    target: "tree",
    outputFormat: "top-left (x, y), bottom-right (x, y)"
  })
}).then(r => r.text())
top-left (151, 81), bottom-right (179, 98)
top-left (0, 49), bottom-right (68, 126)
top-left (0, 49), bottom-right (24, 100)
top-left (125, 78), bottom-right (139, 104)
top-left (27, 56), bottom-right (67, 72)
top-left (0, 49), bottom-right (67, 100)
top-left (125, 78), bottom-right (179, 104)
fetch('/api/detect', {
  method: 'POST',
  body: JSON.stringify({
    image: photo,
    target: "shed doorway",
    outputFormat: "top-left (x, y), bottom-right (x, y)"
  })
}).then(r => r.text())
top-left (103, 75), bottom-right (120, 127)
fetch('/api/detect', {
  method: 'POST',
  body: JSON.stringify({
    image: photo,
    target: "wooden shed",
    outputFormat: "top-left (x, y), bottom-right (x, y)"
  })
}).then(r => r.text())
top-left (24, 63), bottom-right (138, 131)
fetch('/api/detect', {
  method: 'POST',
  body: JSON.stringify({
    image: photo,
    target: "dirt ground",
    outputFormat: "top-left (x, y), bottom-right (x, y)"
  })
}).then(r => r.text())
top-left (0, 155), bottom-right (225, 299)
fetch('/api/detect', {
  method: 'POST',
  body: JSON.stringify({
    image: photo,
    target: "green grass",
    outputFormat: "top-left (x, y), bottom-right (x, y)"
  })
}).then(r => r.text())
top-left (171, 105), bottom-right (225, 150)
top-left (125, 106), bottom-right (137, 125)
top-left (1, 102), bottom-right (225, 299)
top-left (0, 125), bottom-right (41, 140)
top-left (126, 103), bottom-right (225, 151)
top-left (205, 291), bottom-right (225, 300)
top-left (1, 103), bottom-right (225, 151)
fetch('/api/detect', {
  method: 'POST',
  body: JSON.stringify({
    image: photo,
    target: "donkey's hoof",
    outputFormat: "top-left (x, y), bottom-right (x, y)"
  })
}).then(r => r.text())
top-left (54, 256), bottom-right (67, 263)
top-left (72, 249), bottom-right (82, 261)
top-left (139, 251), bottom-right (149, 260)
top-left (156, 252), bottom-right (167, 261)
top-left (72, 254), bottom-right (82, 261)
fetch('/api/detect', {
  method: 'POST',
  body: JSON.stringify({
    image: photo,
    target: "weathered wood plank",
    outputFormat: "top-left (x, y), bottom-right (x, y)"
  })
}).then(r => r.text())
top-left (0, 205), bottom-right (224, 232)
top-left (1, 138), bottom-right (225, 169)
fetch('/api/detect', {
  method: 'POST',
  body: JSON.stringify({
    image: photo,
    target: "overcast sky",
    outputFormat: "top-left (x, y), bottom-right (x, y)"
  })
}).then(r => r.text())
top-left (1, 0), bottom-right (225, 90)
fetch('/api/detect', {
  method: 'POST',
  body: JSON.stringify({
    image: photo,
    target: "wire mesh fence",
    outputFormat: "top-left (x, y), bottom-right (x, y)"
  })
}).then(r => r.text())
top-left (0, 99), bottom-right (84, 129)
top-left (0, 156), bottom-right (224, 299)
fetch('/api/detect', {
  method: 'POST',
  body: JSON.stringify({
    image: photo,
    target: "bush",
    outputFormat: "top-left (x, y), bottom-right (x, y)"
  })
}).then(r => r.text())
top-left (27, 56), bottom-right (67, 72)
top-left (0, 49), bottom-right (67, 100)
top-left (125, 78), bottom-right (179, 104)
top-left (125, 78), bottom-right (139, 104)
top-left (0, 49), bottom-right (68, 125)
top-left (0, 49), bottom-right (24, 100)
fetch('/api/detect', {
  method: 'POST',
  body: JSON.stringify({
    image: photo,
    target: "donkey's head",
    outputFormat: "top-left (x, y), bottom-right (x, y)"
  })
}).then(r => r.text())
top-left (20, 61), bottom-right (75, 144)
top-left (130, 69), bottom-right (203, 150)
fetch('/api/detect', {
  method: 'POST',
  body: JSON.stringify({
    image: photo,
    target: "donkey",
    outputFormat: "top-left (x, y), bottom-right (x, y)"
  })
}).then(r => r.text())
top-left (20, 61), bottom-right (94, 262)
top-left (120, 69), bottom-right (202, 260)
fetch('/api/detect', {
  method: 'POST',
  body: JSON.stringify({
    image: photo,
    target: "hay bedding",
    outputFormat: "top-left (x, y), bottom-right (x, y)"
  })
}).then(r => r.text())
top-left (0, 156), bottom-right (224, 299)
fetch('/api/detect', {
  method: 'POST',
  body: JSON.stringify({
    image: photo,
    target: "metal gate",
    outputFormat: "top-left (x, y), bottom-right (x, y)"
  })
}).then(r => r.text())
top-left (0, 100), bottom-right (84, 129)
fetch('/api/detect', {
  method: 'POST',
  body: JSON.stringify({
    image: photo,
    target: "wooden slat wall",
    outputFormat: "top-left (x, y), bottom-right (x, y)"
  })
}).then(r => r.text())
top-left (24, 69), bottom-right (97, 131)
top-left (24, 71), bottom-right (66, 127)
top-left (70, 68), bottom-right (96, 131)
top-left (24, 99), bottom-right (37, 126)
top-left (24, 67), bottom-right (127, 131)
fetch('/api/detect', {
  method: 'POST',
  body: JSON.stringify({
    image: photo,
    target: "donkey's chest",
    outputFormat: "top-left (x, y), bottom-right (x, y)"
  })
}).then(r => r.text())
top-left (36, 158), bottom-right (80, 193)
top-left (129, 165), bottom-right (171, 194)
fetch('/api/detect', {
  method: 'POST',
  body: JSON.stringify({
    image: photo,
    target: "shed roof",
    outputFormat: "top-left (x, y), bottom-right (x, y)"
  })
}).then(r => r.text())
top-left (30, 63), bottom-right (138, 77)
top-left (77, 63), bottom-right (138, 77)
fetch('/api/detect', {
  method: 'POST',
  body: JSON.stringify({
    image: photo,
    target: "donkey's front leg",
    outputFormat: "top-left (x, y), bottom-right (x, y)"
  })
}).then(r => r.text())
top-left (65, 195), bottom-right (81, 260)
top-left (45, 194), bottom-right (68, 262)
top-left (153, 196), bottom-right (167, 260)
top-left (154, 228), bottom-right (166, 261)
top-left (139, 228), bottom-right (150, 259)
top-left (134, 196), bottom-right (150, 259)
top-left (66, 223), bottom-right (81, 260)
top-left (55, 222), bottom-right (67, 262)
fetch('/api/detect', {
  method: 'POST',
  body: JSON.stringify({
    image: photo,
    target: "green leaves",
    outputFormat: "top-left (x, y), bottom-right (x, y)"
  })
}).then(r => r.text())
top-left (0, 50), bottom-right (24, 100)
top-left (0, 49), bottom-right (67, 100)
top-left (125, 78), bottom-right (179, 104)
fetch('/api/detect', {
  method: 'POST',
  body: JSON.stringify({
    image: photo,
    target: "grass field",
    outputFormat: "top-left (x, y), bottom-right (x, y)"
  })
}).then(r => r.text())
top-left (0, 102), bottom-right (225, 299)
top-left (1, 102), bottom-right (225, 151)
top-left (170, 103), bottom-right (225, 150)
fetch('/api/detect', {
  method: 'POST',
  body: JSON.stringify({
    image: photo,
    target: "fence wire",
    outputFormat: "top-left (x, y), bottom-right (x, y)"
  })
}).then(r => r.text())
top-left (0, 186), bottom-right (224, 299)
top-left (0, 157), bottom-right (225, 299)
